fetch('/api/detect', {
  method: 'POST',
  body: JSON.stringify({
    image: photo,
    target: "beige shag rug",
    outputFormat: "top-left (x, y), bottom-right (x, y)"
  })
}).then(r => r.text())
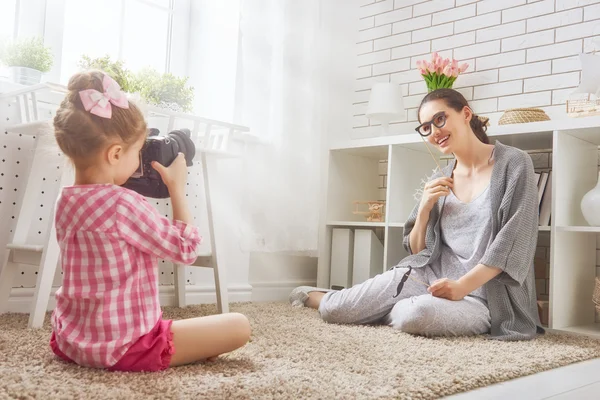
top-left (3, 302), bottom-right (600, 399)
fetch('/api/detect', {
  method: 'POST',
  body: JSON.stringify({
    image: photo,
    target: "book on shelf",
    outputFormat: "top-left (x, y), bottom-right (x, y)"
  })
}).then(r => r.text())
top-left (537, 171), bottom-right (549, 206)
top-left (330, 228), bottom-right (354, 290)
top-left (352, 229), bottom-right (383, 286)
top-left (539, 171), bottom-right (552, 226)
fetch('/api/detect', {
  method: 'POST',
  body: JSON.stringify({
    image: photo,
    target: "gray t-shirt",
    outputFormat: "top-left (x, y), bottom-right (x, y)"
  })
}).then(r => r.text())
top-left (428, 184), bottom-right (493, 302)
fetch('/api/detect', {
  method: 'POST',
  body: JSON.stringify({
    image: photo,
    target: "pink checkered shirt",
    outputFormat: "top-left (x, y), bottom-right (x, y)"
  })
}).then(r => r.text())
top-left (50, 184), bottom-right (202, 368)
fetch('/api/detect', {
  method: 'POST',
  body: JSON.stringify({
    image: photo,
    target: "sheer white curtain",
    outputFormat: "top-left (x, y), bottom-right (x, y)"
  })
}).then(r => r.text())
top-left (233, 0), bottom-right (327, 254)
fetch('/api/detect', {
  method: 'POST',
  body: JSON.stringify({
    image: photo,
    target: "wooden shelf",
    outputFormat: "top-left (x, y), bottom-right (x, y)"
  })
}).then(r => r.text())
top-left (330, 115), bottom-right (600, 151)
top-left (555, 226), bottom-right (600, 233)
top-left (330, 145), bottom-right (389, 159)
top-left (327, 222), bottom-right (547, 230)
top-left (326, 221), bottom-right (385, 227)
top-left (388, 222), bottom-right (405, 228)
top-left (326, 224), bottom-right (551, 230)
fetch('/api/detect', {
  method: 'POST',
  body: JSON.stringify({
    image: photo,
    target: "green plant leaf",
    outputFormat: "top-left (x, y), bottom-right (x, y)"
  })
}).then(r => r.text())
top-left (78, 55), bottom-right (133, 92)
top-left (77, 56), bottom-right (194, 112)
top-left (440, 75), bottom-right (449, 88)
top-left (129, 68), bottom-right (195, 112)
top-left (0, 37), bottom-right (54, 72)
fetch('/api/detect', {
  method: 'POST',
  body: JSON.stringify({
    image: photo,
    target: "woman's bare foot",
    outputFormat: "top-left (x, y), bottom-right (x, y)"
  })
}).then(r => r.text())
top-left (289, 286), bottom-right (332, 308)
top-left (305, 291), bottom-right (326, 309)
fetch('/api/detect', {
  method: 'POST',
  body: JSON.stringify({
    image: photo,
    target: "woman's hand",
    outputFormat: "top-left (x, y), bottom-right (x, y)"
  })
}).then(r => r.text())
top-left (419, 177), bottom-right (453, 214)
top-left (428, 278), bottom-right (469, 301)
top-left (151, 153), bottom-right (187, 194)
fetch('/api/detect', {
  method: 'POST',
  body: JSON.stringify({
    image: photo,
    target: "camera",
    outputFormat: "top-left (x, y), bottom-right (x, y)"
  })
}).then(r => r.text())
top-left (122, 128), bottom-right (196, 198)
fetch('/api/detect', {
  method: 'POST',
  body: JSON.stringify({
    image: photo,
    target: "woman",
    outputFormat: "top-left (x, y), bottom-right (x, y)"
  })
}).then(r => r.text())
top-left (290, 88), bottom-right (543, 341)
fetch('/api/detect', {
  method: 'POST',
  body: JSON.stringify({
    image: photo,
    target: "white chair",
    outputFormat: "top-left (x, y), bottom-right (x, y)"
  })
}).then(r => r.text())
top-left (172, 149), bottom-right (228, 313)
top-left (0, 93), bottom-right (252, 327)
top-left (0, 83), bottom-right (70, 328)
top-left (147, 107), bottom-right (255, 313)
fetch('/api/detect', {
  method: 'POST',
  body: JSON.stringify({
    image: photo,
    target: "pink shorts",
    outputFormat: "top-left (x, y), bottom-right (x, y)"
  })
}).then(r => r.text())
top-left (50, 319), bottom-right (175, 372)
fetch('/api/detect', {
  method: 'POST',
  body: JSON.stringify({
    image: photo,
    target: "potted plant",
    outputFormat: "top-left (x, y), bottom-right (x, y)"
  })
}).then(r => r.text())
top-left (130, 68), bottom-right (194, 112)
top-left (78, 55), bottom-right (194, 113)
top-left (0, 37), bottom-right (54, 85)
top-left (78, 55), bottom-right (133, 92)
top-left (416, 52), bottom-right (469, 92)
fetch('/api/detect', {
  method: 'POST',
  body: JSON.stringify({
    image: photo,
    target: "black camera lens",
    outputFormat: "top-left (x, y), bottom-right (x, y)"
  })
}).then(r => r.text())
top-left (170, 129), bottom-right (195, 167)
top-left (121, 128), bottom-right (196, 198)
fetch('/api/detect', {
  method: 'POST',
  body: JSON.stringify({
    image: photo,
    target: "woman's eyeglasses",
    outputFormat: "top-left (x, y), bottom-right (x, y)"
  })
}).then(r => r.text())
top-left (415, 112), bottom-right (447, 137)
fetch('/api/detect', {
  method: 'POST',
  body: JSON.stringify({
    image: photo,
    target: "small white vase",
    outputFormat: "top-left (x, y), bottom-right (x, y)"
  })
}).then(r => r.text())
top-left (581, 171), bottom-right (600, 226)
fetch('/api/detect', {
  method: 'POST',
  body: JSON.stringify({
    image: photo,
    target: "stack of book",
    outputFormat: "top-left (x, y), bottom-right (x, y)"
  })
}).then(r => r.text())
top-left (330, 228), bottom-right (383, 290)
top-left (535, 171), bottom-right (552, 227)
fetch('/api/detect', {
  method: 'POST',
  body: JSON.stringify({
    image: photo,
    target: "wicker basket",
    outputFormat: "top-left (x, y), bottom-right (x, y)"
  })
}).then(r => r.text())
top-left (593, 277), bottom-right (600, 313)
top-left (498, 108), bottom-right (551, 125)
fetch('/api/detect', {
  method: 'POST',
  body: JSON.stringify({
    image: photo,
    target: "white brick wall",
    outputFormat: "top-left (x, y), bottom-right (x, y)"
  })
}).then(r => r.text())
top-left (353, 0), bottom-right (600, 134)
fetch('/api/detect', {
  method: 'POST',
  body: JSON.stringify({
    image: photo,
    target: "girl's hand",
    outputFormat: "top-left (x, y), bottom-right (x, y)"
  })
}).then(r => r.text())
top-left (428, 278), bottom-right (468, 301)
top-left (419, 177), bottom-right (453, 214)
top-left (151, 153), bottom-right (187, 194)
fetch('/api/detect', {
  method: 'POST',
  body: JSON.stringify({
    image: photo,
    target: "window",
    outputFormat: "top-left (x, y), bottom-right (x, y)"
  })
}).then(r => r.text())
top-left (59, 0), bottom-right (184, 83)
top-left (121, 0), bottom-right (170, 72)
top-left (60, 0), bottom-right (122, 83)
top-left (0, 0), bottom-right (18, 42)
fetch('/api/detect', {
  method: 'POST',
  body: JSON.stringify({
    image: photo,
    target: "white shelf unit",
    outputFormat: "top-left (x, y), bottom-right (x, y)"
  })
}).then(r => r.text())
top-left (318, 116), bottom-right (600, 339)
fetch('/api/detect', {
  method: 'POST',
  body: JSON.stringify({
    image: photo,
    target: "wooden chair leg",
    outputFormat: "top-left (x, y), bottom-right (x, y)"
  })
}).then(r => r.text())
top-left (28, 224), bottom-right (60, 328)
top-left (28, 163), bottom-right (73, 328)
top-left (173, 264), bottom-right (187, 307)
top-left (201, 153), bottom-right (229, 314)
top-left (0, 251), bottom-right (16, 314)
top-left (212, 259), bottom-right (229, 314)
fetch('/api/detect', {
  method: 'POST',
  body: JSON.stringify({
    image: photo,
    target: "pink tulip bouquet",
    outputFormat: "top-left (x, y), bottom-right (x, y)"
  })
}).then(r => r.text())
top-left (416, 52), bottom-right (469, 92)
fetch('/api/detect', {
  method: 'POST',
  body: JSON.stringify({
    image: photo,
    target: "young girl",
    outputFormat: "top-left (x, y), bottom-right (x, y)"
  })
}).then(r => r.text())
top-left (49, 70), bottom-right (251, 372)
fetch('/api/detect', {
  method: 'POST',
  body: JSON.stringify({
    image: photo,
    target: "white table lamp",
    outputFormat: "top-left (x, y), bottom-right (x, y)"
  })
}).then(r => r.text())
top-left (366, 82), bottom-right (405, 134)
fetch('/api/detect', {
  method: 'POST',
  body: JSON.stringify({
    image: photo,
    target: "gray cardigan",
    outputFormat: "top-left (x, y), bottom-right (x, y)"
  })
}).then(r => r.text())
top-left (399, 141), bottom-right (544, 341)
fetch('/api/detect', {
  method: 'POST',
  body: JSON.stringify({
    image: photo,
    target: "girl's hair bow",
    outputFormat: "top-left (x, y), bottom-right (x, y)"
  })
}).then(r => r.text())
top-left (79, 74), bottom-right (129, 118)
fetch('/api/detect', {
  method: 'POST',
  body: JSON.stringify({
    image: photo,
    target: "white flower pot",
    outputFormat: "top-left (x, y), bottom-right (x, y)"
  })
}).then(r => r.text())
top-left (581, 171), bottom-right (600, 226)
top-left (8, 66), bottom-right (43, 85)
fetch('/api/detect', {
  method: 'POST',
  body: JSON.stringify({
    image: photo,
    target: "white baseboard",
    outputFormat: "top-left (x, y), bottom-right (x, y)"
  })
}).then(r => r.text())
top-left (250, 280), bottom-right (317, 302)
top-left (160, 284), bottom-right (253, 306)
top-left (248, 252), bottom-right (317, 302)
top-left (5, 284), bottom-right (253, 314)
top-left (6, 252), bottom-right (319, 312)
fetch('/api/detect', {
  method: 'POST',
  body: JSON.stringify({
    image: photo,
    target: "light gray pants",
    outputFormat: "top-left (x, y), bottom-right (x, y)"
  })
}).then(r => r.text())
top-left (319, 267), bottom-right (491, 337)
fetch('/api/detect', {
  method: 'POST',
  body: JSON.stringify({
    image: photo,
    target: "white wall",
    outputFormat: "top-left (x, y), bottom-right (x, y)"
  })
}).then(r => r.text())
top-left (352, 0), bottom-right (600, 138)
top-left (320, 0), bottom-right (361, 146)
top-left (249, 252), bottom-right (318, 301)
